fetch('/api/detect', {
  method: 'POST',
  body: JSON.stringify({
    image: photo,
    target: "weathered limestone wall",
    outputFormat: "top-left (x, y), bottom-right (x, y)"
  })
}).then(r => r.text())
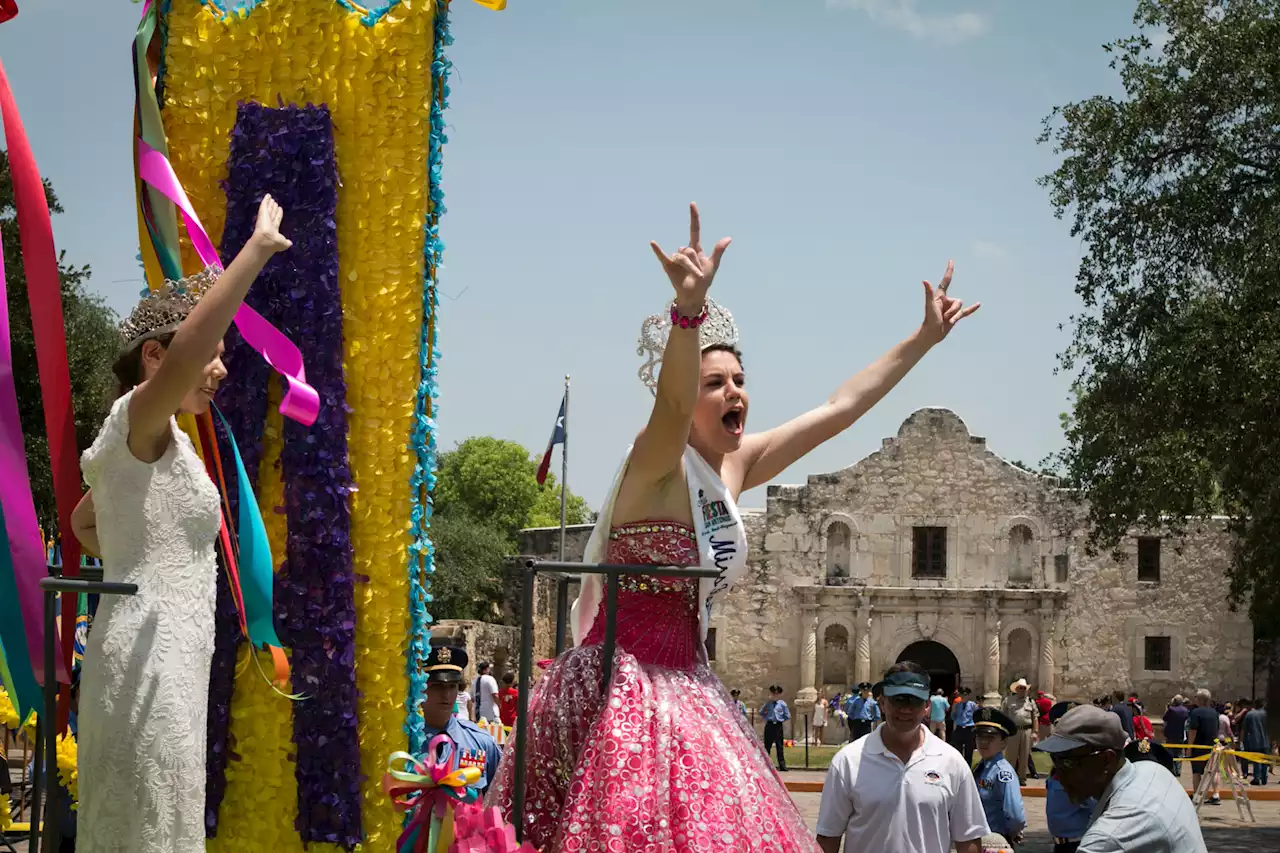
top-left (1060, 519), bottom-right (1255, 703)
top-left (431, 619), bottom-right (521, 685)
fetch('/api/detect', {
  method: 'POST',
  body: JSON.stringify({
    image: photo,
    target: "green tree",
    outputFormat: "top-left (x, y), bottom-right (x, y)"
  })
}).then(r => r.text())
top-left (1, 150), bottom-right (118, 532)
top-left (427, 513), bottom-right (509, 621)
top-left (429, 436), bottom-right (592, 622)
top-left (433, 437), bottom-right (542, 539)
top-left (528, 471), bottom-right (592, 530)
top-left (1038, 0), bottom-right (1279, 727)
top-left (434, 436), bottom-right (591, 538)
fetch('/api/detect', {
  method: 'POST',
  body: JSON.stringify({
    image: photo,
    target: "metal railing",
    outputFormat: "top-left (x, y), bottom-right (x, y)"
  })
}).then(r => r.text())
top-left (511, 560), bottom-right (720, 844)
top-left (27, 567), bottom-right (137, 853)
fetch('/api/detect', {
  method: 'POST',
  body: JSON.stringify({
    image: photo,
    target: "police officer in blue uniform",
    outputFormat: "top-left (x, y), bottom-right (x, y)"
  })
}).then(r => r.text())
top-left (420, 645), bottom-right (502, 792)
top-left (1044, 701), bottom-right (1094, 852)
top-left (972, 707), bottom-right (1027, 846)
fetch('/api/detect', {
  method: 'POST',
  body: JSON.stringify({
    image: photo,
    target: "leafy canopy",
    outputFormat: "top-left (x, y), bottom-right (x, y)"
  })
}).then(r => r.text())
top-left (1039, 0), bottom-right (1280, 630)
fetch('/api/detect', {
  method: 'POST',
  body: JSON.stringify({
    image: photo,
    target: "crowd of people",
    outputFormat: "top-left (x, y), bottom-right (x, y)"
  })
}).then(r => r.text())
top-left (814, 663), bottom-right (1213, 852)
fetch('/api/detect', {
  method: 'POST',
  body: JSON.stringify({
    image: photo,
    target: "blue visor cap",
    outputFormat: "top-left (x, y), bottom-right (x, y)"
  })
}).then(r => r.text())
top-left (881, 670), bottom-right (931, 701)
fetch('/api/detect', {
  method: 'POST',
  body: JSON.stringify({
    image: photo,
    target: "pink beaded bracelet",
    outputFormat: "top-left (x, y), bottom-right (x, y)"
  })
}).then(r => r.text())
top-left (670, 302), bottom-right (709, 330)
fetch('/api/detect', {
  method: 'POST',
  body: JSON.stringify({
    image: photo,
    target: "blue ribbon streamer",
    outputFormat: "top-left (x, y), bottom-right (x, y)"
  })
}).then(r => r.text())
top-left (0, 487), bottom-right (40, 723)
top-left (212, 403), bottom-right (283, 651)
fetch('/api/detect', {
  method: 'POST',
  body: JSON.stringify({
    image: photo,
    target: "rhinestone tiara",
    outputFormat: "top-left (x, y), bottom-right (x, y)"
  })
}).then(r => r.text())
top-left (636, 298), bottom-right (740, 394)
top-left (118, 265), bottom-right (221, 351)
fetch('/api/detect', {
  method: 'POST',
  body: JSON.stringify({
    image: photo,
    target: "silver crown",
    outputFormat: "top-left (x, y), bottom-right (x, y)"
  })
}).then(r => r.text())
top-left (637, 298), bottom-right (740, 394)
top-left (119, 265), bottom-right (221, 350)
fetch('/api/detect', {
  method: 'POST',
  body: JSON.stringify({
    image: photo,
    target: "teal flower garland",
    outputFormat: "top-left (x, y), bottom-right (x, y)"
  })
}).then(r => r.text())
top-left (405, 0), bottom-right (453, 755)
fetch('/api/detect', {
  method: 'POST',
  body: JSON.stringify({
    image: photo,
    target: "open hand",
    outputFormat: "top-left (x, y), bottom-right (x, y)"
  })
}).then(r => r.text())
top-left (252, 194), bottom-right (293, 254)
top-left (921, 260), bottom-right (979, 345)
top-left (649, 203), bottom-right (731, 311)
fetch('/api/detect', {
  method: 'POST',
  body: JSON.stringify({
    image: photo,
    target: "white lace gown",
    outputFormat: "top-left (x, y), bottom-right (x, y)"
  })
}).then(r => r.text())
top-left (77, 390), bottom-right (221, 853)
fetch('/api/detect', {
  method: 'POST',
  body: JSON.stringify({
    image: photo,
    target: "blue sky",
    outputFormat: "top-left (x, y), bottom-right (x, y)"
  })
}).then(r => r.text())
top-left (1, 0), bottom-right (1146, 509)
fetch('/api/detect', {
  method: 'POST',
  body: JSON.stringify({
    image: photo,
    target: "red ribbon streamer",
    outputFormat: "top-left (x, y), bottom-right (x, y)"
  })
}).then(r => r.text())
top-left (0, 60), bottom-right (77, 694)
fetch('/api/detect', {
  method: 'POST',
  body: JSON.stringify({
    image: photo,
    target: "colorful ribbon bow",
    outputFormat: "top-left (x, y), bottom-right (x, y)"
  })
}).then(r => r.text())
top-left (383, 735), bottom-right (482, 853)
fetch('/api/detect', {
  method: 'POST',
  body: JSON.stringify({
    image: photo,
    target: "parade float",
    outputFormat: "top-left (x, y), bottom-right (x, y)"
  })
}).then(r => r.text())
top-left (125, 1), bottom-right (503, 850)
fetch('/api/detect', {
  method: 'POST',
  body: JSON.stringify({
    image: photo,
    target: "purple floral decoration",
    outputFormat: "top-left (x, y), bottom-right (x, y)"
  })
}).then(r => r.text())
top-left (212, 101), bottom-right (362, 849)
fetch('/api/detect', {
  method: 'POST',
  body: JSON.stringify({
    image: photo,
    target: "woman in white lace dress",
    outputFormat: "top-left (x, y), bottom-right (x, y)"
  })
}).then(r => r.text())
top-left (69, 196), bottom-right (291, 853)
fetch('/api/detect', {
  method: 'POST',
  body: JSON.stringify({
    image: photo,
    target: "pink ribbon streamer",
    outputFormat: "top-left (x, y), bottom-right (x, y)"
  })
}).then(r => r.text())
top-left (0, 234), bottom-right (50, 687)
top-left (136, 138), bottom-right (319, 426)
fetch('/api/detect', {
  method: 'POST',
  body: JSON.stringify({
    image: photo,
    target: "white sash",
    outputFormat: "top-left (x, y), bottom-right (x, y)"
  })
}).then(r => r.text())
top-left (569, 446), bottom-right (749, 646)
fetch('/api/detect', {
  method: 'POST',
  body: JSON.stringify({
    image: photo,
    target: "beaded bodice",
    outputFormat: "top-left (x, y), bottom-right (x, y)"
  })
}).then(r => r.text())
top-left (580, 520), bottom-right (701, 670)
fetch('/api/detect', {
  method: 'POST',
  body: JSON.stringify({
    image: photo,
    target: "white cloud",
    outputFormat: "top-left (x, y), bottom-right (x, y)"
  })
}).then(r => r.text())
top-left (970, 240), bottom-right (1010, 263)
top-left (827, 0), bottom-right (989, 44)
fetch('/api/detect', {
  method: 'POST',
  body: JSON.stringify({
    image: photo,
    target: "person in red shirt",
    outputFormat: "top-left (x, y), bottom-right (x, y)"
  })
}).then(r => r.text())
top-left (498, 670), bottom-right (519, 727)
top-left (1035, 690), bottom-right (1053, 725)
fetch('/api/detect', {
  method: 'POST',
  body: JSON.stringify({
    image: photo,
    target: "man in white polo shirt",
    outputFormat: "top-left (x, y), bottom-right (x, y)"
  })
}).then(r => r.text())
top-left (816, 662), bottom-right (988, 853)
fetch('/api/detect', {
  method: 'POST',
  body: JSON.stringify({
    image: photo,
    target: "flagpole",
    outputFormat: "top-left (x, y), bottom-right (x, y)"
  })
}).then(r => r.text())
top-left (554, 376), bottom-right (570, 655)
top-left (558, 375), bottom-right (569, 561)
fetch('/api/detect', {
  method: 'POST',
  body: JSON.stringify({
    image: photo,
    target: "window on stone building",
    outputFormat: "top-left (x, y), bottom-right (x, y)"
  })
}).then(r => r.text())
top-left (705, 627), bottom-right (717, 661)
top-left (1137, 537), bottom-right (1161, 583)
top-left (1143, 635), bottom-right (1171, 671)
top-left (912, 526), bottom-right (947, 578)
top-left (1008, 524), bottom-right (1034, 583)
top-left (826, 521), bottom-right (852, 583)
top-left (1054, 554), bottom-right (1069, 583)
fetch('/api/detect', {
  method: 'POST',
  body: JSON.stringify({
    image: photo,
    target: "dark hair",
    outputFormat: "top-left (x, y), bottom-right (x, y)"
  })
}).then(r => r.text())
top-left (112, 332), bottom-right (176, 399)
top-left (1113, 690), bottom-right (1126, 703)
top-left (502, 671), bottom-right (514, 685)
top-left (702, 343), bottom-right (744, 369)
top-left (884, 660), bottom-right (927, 680)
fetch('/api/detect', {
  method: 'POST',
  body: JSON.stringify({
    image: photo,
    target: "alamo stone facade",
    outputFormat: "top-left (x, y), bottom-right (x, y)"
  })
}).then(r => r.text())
top-left (517, 408), bottom-right (1256, 724)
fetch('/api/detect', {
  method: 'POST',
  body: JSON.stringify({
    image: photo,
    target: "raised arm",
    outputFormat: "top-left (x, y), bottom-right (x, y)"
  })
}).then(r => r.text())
top-left (128, 196), bottom-right (292, 461)
top-left (625, 204), bottom-right (731, 487)
top-left (736, 261), bottom-right (978, 492)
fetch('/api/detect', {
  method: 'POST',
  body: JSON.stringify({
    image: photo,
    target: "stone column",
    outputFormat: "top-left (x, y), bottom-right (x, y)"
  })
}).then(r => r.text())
top-left (855, 605), bottom-right (872, 686)
top-left (984, 598), bottom-right (1002, 707)
top-left (1039, 602), bottom-right (1057, 695)
top-left (796, 611), bottom-right (819, 740)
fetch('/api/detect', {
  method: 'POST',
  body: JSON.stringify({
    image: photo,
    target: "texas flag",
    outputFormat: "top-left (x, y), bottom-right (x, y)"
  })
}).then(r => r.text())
top-left (536, 395), bottom-right (566, 487)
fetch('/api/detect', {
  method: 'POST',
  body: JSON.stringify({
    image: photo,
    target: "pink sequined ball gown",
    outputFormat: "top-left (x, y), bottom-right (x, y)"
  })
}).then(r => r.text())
top-left (487, 521), bottom-right (818, 852)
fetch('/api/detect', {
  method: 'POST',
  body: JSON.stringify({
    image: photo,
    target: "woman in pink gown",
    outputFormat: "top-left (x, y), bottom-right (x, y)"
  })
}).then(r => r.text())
top-left (488, 204), bottom-right (980, 851)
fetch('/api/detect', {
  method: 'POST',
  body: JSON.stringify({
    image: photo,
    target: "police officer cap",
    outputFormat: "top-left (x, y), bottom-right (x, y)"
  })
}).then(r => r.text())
top-left (424, 644), bottom-right (467, 684)
top-left (973, 707), bottom-right (1018, 738)
top-left (1125, 738), bottom-right (1176, 775)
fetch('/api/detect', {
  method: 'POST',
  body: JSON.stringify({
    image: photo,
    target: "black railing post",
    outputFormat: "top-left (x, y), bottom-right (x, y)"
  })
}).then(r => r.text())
top-left (553, 578), bottom-right (569, 655)
top-left (512, 560), bottom-right (719, 840)
top-left (31, 572), bottom-right (138, 853)
top-left (600, 574), bottom-right (619, 694)
top-left (512, 560), bottom-right (536, 844)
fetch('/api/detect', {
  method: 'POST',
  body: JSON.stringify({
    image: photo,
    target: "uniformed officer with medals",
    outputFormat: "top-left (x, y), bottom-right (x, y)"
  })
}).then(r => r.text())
top-left (420, 645), bottom-right (502, 792)
top-left (972, 707), bottom-right (1027, 847)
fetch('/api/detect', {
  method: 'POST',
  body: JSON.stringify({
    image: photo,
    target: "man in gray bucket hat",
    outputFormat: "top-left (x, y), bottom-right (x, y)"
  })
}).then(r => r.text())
top-left (1035, 705), bottom-right (1206, 852)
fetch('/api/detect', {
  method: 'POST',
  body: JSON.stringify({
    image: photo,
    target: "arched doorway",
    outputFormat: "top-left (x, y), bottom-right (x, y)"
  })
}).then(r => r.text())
top-left (897, 640), bottom-right (961, 696)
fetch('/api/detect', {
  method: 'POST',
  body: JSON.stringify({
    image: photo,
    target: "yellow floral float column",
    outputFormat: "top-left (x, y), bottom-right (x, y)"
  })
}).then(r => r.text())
top-left (153, 0), bottom-right (468, 849)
